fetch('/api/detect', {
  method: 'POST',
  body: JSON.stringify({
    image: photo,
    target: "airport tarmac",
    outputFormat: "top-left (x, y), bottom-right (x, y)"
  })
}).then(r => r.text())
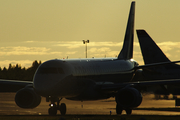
top-left (0, 93), bottom-right (180, 115)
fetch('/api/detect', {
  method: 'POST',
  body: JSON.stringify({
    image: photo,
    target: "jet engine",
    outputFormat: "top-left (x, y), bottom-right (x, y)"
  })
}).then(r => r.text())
top-left (115, 87), bottom-right (142, 108)
top-left (15, 87), bottom-right (41, 108)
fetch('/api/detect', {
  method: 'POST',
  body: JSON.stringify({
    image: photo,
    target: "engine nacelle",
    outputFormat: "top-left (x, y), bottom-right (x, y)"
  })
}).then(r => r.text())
top-left (15, 87), bottom-right (41, 109)
top-left (115, 87), bottom-right (142, 108)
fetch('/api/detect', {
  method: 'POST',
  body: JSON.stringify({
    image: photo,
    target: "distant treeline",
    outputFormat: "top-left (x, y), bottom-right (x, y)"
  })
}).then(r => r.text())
top-left (0, 60), bottom-right (42, 81)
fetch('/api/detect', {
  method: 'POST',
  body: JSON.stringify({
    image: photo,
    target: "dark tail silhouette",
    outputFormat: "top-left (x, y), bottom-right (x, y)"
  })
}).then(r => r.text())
top-left (118, 2), bottom-right (135, 60)
top-left (136, 29), bottom-right (180, 80)
top-left (136, 30), bottom-right (170, 64)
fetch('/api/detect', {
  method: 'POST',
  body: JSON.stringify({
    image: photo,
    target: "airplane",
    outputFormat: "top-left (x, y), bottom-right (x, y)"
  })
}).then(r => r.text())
top-left (136, 29), bottom-right (180, 99)
top-left (1, 1), bottom-right (180, 116)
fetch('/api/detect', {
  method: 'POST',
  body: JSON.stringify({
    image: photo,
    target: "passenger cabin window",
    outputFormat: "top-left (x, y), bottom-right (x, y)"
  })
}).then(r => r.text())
top-left (38, 67), bottom-right (64, 74)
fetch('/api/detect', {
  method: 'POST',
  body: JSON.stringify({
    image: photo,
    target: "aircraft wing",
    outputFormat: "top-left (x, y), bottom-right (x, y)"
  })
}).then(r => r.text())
top-left (134, 60), bottom-right (180, 70)
top-left (0, 79), bottom-right (32, 92)
top-left (100, 79), bottom-right (180, 91)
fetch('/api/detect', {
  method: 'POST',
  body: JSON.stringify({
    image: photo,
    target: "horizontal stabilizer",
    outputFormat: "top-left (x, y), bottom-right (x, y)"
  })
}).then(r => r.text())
top-left (135, 60), bottom-right (180, 70)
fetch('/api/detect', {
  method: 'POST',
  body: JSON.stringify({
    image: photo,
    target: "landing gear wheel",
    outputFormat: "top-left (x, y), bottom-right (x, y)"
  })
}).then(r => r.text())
top-left (125, 108), bottom-right (132, 115)
top-left (47, 97), bottom-right (66, 116)
top-left (60, 103), bottom-right (66, 115)
top-left (48, 107), bottom-right (57, 116)
top-left (116, 104), bottom-right (123, 115)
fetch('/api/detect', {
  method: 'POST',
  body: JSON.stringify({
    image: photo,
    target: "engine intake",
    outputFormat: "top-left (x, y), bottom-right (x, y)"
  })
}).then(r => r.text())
top-left (15, 87), bottom-right (41, 108)
top-left (115, 87), bottom-right (142, 108)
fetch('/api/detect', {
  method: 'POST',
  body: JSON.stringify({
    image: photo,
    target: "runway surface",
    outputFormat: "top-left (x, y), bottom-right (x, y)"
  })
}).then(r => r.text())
top-left (0, 93), bottom-right (180, 115)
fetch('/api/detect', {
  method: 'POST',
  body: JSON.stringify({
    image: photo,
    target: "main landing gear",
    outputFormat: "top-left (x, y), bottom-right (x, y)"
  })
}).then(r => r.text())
top-left (47, 96), bottom-right (66, 115)
top-left (116, 104), bottom-right (132, 115)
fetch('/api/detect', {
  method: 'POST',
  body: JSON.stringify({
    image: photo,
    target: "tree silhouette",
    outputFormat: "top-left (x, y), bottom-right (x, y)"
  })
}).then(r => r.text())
top-left (0, 60), bottom-right (42, 81)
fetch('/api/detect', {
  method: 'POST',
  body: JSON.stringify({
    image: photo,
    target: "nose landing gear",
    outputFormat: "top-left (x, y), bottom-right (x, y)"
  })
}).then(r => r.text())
top-left (48, 105), bottom-right (57, 116)
top-left (47, 96), bottom-right (66, 115)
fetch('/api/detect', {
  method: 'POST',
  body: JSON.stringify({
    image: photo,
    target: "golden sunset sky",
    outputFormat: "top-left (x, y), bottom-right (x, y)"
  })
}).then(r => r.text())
top-left (0, 0), bottom-right (180, 67)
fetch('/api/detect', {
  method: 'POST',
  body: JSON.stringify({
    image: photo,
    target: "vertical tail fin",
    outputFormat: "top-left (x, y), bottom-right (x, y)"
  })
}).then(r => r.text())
top-left (136, 30), bottom-right (170, 64)
top-left (118, 1), bottom-right (135, 60)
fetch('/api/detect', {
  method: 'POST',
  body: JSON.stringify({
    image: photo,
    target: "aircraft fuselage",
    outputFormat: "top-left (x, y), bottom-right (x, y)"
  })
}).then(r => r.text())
top-left (33, 58), bottom-right (138, 100)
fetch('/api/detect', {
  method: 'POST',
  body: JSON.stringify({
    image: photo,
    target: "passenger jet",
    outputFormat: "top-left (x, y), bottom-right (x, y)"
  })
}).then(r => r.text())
top-left (0, 2), bottom-right (180, 115)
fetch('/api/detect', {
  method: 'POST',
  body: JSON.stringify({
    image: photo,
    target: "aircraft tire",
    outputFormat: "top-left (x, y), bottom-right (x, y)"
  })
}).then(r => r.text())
top-left (125, 108), bottom-right (132, 115)
top-left (60, 103), bottom-right (66, 115)
top-left (48, 107), bottom-right (57, 116)
top-left (116, 104), bottom-right (123, 115)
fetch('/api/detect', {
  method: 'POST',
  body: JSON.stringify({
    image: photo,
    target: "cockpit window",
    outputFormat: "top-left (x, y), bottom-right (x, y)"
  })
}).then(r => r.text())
top-left (37, 67), bottom-right (64, 74)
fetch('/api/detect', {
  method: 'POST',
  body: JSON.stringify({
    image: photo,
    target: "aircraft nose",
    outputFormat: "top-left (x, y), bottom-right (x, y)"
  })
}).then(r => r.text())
top-left (33, 59), bottom-right (71, 96)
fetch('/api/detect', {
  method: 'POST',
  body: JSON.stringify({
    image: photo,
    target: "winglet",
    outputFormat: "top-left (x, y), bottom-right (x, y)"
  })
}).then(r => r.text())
top-left (118, 1), bottom-right (135, 60)
top-left (136, 30), bottom-right (170, 64)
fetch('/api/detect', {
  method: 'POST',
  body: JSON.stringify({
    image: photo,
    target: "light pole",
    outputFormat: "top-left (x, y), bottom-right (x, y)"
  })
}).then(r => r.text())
top-left (82, 40), bottom-right (89, 58)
